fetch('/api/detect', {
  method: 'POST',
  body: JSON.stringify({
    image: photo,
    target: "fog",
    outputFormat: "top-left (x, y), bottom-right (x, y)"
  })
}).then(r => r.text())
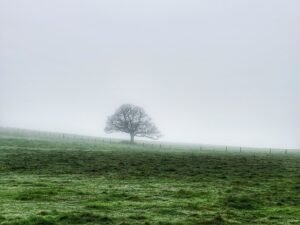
top-left (1, 0), bottom-right (299, 148)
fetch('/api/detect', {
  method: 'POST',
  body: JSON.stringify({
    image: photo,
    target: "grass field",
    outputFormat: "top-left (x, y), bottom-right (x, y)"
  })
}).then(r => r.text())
top-left (0, 131), bottom-right (300, 224)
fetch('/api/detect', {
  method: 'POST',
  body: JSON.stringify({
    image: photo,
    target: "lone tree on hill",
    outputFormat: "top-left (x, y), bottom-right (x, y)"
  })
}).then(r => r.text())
top-left (105, 104), bottom-right (161, 143)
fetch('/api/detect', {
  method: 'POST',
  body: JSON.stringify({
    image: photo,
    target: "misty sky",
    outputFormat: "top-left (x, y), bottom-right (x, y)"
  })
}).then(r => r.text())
top-left (1, 0), bottom-right (299, 148)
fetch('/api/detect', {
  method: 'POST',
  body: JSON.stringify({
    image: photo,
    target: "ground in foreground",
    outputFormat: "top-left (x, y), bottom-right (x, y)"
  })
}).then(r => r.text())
top-left (0, 137), bottom-right (299, 225)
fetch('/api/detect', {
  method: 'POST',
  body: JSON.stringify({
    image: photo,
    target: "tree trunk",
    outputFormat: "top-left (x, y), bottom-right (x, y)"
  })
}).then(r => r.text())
top-left (130, 133), bottom-right (134, 144)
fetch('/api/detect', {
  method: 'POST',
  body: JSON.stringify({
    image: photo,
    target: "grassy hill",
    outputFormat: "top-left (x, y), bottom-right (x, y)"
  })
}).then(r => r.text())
top-left (0, 128), bottom-right (299, 224)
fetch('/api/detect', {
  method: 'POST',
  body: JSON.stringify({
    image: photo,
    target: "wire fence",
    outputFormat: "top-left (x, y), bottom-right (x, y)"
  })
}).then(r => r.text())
top-left (0, 127), bottom-right (298, 155)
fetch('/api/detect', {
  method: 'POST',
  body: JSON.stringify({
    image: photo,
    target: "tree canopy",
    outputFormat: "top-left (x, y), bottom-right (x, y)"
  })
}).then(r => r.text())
top-left (105, 104), bottom-right (161, 143)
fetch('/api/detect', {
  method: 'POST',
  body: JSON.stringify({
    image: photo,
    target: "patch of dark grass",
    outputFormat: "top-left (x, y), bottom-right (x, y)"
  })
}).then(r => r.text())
top-left (0, 216), bottom-right (6, 223)
top-left (1, 216), bottom-right (56, 225)
top-left (37, 211), bottom-right (52, 216)
top-left (15, 188), bottom-right (59, 201)
top-left (186, 202), bottom-right (201, 210)
top-left (224, 194), bottom-right (262, 210)
top-left (199, 214), bottom-right (226, 225)
top-left (125, 195), bottom-right (143, 201)
top-left (127, 214), bottom-right (148, 220)
top-left (157, 222), bottom-right (173, 225)
top-left (58, 212), bottom-right (113, 224)
top-left (85, 203), bottom-right (111, 210)
top-left (155, 208), bottom-right (186, 216)
top-left (176, 189), bottom-right (195, 198)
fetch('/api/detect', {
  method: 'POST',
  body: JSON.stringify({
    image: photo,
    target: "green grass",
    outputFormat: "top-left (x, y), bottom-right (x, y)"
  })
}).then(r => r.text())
top-left (0, 134), bottom-right (300, 224)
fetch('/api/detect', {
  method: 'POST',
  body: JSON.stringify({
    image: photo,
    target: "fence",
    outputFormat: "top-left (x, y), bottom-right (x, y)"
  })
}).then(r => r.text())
top-left (0, 127), bottom-right (298, 155)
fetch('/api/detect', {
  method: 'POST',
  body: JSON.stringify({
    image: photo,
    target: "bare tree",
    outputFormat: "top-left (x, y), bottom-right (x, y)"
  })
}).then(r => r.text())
top-left (105, 104), bottom-right (161, 143)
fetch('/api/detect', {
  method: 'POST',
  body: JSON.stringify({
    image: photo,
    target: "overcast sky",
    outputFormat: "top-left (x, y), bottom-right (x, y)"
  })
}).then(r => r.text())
top-left (0, 0), bottom-right (299, 148)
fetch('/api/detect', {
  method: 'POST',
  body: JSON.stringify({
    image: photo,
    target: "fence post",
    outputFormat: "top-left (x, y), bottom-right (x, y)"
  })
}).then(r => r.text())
top-left (226, 146), bottom-right (228, 152)
top-left (285, 149), bottom-right (287, 154)
top-left (240, 147), bottom-right (242, 153)
top-left (269, 148), bottom-right (272, 154)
